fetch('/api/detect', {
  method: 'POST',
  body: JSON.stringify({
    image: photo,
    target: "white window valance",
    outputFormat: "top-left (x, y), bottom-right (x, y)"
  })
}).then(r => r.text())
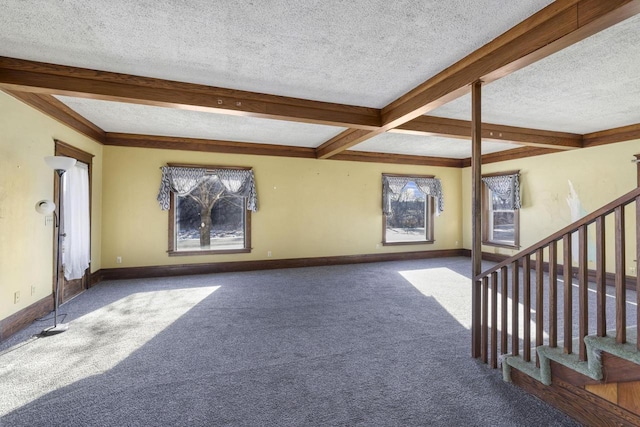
top-left (157, 166), bottom-right (258, 212)
top-left (482, 173), bottom-right (521, 210)
top-left (382, 175), bottom-right (444, 216)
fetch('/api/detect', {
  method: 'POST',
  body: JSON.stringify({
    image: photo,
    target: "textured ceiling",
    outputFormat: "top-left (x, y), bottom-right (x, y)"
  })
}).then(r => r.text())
top-left (1, 0), bottom-right (553, 108)
top-left (1, 1), bottom-right (637, 159)
top-left (352, 133), bottom-right (521, 159)
top-left (55, 96), bottom-right (345, 147)
top-left (429, 14), bottom-right (640, 134)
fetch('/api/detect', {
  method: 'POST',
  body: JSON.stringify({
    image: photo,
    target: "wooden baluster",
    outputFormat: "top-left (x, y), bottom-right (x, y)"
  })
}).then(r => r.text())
top-left (491, 272), bottom-right (498, 369)
top-left (472, 279), bottom-right (481, 358)
top-left (615, 206), bottom-right (626, 344)
top-left (578, 225), bottom-right (588, 361)
top-left (595, 217), bottom-right (606, 337)
top-left (512, 261), bottom-right (520, 357)
top-left (523, 255), bottom-right (531, 362)
top-left (536, 248), bottom-right (544, 367)
top-left (563, 233), bottom-right (573, 354)
top-left (501, 266), bottom-right (508, 356)
top-left (549, 240), bottom-right (558, 348)
top-left (482, 276), bottom-right (489, 363)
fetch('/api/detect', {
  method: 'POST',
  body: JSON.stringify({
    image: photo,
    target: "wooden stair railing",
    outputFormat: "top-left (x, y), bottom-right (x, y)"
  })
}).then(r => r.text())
top-left (473, 186), bottom-right (640, 368)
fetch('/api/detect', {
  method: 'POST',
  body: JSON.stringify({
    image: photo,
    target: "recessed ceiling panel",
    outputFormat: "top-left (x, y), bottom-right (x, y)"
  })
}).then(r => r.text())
top-left (56, 96), bottom-right (345, 147)
top-left (429, 14), bottom-right (640, 134)
top-left (351, 133), bottom-right (521, 159)
top-left (2, 1), bottom-right (553, 108)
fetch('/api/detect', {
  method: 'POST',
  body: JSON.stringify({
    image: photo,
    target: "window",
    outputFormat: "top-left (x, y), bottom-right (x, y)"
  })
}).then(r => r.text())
top-left (157, 165), bottom-right (258, 256)
top-left (382, 174), bottom-right (443, 245)
top-left (482, 171), bottom-right (520, 248)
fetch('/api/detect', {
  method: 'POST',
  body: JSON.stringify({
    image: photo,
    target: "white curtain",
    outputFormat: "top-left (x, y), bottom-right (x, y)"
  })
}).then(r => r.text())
top-left (62, 162), bottom-right (90, 280)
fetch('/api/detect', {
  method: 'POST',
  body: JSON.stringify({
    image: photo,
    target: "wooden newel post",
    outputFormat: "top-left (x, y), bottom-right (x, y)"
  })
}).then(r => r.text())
top-left (471, 81), bottom-right (482, 358)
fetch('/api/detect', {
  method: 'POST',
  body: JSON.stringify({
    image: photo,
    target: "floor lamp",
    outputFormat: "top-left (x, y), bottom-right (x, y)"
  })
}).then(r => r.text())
top-left (36, 155), bottom-right (77, 336)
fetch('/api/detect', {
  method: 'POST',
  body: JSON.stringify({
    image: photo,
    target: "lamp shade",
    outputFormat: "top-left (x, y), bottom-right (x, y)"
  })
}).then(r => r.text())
top-left (44, 156), bottom-right (77, 171)
top-left (35, 199), bottom-right (56, 214)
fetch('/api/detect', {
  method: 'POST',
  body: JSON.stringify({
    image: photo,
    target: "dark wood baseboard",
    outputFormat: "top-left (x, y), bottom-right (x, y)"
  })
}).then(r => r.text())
top-left (480, 252), bottom-right (508, 263)
top-left (479, 251), bottom-right (637, 290)
top-left (96, 249), bottom-right (467, 282)
top-left (511, 368), bottom-right (640, 426)
top-left (90, 269), bottom-right (104, 287)
top-left (0, 296), bottom-right (53, 341)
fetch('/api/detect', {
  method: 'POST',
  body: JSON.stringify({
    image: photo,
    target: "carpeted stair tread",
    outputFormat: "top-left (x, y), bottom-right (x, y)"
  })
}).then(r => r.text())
top-left (503, 325), bottom-right (640, 385)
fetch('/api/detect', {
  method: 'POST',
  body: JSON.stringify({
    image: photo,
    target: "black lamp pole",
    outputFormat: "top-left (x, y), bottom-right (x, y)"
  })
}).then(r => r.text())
top-left (42, 168), bottom-right (68, 336)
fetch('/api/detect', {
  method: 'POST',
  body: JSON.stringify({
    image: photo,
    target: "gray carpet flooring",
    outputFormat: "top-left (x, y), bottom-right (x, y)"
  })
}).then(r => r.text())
top-left (0, 257), bottom-right (580, 426)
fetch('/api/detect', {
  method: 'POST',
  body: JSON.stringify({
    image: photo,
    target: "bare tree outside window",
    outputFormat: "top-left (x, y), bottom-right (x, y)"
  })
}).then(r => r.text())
top-left (169, 173), bottom-right (251, 255)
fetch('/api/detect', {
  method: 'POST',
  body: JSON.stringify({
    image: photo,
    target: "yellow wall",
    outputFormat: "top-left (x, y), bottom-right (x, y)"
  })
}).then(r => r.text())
top-left (101, 146), bottom-right (463, 268)
top-left (462, 139), bottom-right (640, 274)
top-left (0, 92), bottom-right (103, 320)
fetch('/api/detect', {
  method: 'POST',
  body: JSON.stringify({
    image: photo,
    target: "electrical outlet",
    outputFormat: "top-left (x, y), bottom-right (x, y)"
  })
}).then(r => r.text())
top-left (631, 266), bottom-right (637, 274)
top-left (267, 251), bottom-right (272, 257)
top-left (14, 291), bottom-right (20, 304)
top-left (31, 285), bottom-right (36, 296)
top-left (116, 256), bottom-right (122, 264)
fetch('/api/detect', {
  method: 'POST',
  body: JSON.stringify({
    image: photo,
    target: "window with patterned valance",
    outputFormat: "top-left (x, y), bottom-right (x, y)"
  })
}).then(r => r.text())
top-left (382, 175), bottom-right (444, 216)
top-left (381, 174), bottom-right (444, 245)
top-left (481, 173), bottom-right (521, 210)
top-left (157, 165), bottom-right (257, 255)
top-left (482, 171), bottom-right (520, 248)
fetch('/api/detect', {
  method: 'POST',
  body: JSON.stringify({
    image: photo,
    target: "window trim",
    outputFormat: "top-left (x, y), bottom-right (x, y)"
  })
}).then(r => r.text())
top-left (167, 163), bottom-right (253, 256)
top-left (382, 173), bottom-right (435, 246)
top-left (481, 170), bottom-right (520, 249)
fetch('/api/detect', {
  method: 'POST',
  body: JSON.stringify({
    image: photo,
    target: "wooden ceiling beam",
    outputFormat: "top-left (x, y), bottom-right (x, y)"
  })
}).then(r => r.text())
top-left (393, 115), bottom-right (583, 150)
top-left (332, 150), bottom-right (464, 168)
top-left (316, 0), bottom-right (640, 158)
top-left (105, 133), bottom-right (316, 159)
top-left (582, 123), bottom-right (640, 148)
top-left (461, 147), bottom-right (563, 167)
top-left (0, 56), bottom-right (380, 130)
top-left (315, 128), bottom-right (384, 159)
top-left (3, 90), bottom-right (106, 144)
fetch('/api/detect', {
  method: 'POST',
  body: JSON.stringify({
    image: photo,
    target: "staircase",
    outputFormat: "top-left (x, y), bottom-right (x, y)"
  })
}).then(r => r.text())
top-left (473, 186), bottom-right (640, 426)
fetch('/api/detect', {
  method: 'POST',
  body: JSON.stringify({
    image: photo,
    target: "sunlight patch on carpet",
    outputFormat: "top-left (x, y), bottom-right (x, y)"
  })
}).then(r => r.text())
top-left (0, 286), bottom-right (219, 416)
top-left (400, 268), bottom-right (473, 329)
top-left (399, 268), bottom-right (547, 340)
